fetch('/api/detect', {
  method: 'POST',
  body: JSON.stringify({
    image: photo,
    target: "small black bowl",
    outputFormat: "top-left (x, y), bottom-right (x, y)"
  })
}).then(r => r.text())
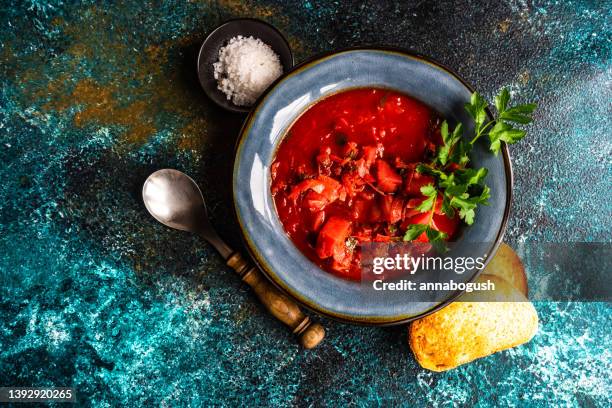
top-left (197, 18), bottom-right (293, 113)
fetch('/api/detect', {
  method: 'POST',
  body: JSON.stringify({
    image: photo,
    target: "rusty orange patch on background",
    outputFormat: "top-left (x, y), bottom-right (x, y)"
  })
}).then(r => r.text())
top-left (7, 2), bottom-right (301, 152)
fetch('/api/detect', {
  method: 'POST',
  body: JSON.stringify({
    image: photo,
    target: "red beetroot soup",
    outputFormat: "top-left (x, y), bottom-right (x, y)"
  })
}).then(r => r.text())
top-left (271, 88), bottom-right (459, 280)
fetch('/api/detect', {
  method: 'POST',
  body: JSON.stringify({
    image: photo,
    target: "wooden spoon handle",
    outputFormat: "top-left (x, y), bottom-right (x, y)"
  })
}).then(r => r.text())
top-left (226, 252), bottom-right (325, 349)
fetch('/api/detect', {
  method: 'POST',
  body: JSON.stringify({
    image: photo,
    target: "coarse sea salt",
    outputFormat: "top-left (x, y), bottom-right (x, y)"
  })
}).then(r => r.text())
top-left (213, 35), bottom-right (283, 107)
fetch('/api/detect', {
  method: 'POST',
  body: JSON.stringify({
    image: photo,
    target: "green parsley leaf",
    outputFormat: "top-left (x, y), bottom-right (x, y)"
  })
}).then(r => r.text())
top-left (403, 225), bottom-right (448, 253)
top-left (499, 111), bottom-right (533, 124)
top-left (465, 92), bottom-right (487, 135)
top-left (426, 227), bottom-right (448, 253)
top-left (488, 121), bottom-right (527, 155)
top-left (499, 102), bottom-right (537, 125)
top-left (437, 144), bottom-right (451, 166)
top-left (449, 194), bottom-right (478, 225)
top-left (504, 103), bottom-right (537, 114)
top-left (478, 185), bottom-right (491, 203)
top-left (403, 224), bottom-right (428, 241)
top-left (441, 195), bottom-right (455, 218)
top-left (440, 120), bottom-right (450, 144)
top-left (438, 172), bottom-right (456, 189)
top-left (444, 183), bottom-right (468, 198)
top-left (459, 207), bottom-right (476, 225)
top-left (448, 138), bottom-right (471, 166)
top-left (487, 122), bottom-right (505, 153)
top-left (416, 164), bottom-right (448, 180)
top-left (495, 88), bottom-right (510, 113)
top-left (449, 194), bottom-right (478, 210)
top-left (416, 184), bottom-right (437, 212)
top-left (436, 121), bottom-right (464, 166)
top-left (456, 167), bottom-right (488, 186)
top-left (451, 122), bottom-right (464, 141)
top-left (447, 184), bottom-right (490, 225)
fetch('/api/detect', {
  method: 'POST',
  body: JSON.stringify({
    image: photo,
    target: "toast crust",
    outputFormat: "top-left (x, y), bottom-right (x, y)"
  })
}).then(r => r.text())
top-left (408, 275), bottom-right (538, 372)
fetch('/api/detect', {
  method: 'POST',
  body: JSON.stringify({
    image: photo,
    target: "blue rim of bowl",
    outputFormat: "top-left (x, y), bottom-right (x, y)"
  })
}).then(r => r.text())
top-left (233, 46), bottom-right (513, 325)
top-left (197, 18), bottom-right (294, 113)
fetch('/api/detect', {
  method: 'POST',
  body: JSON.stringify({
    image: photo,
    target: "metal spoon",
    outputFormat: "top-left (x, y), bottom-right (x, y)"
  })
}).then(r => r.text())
top-left (142, 169), bottom-right (325, 349)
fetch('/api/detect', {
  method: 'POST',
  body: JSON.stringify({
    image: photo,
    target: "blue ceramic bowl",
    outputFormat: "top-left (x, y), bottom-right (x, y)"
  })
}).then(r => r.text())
top-left (233, 48), bottom-right (512, 324)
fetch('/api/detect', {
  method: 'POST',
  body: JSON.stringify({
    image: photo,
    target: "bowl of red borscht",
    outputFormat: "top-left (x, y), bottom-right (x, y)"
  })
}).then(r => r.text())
top-left (233, 48), bottom-right (511, 324)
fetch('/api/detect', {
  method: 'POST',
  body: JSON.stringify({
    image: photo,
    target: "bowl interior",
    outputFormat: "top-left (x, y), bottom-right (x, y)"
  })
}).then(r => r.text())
top-left (197, 18), bottom-right (293, 113)
top-left (234, 49), bottom-right (510, 324)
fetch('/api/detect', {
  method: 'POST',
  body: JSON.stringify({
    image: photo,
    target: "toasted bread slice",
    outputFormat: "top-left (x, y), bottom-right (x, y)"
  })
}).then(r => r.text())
top-left (409, 275), bottom-right (538, 372)
top-left (483, 243), bottom-right (528, 297)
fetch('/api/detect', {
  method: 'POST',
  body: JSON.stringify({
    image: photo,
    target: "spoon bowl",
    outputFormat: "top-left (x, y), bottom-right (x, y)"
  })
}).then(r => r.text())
top-left (142, 169), bottom-right (209, 233)
top-left (142, 168), bottom-right (232, 258)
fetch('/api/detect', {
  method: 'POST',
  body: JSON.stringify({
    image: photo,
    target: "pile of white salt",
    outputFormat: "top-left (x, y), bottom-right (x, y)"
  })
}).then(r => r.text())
top-left (213, 35), bottom-right (283, 107)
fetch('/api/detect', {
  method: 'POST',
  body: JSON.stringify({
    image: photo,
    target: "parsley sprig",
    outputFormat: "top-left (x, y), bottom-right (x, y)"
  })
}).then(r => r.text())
top-left (403, 88), bottom-right (536, 250)
top-left (469, 89), bottom-right (537, 153)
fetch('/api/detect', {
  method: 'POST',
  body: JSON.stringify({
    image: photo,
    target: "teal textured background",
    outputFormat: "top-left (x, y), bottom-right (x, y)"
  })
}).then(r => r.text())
top-left (0, 0), bottom-right (610, 406)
